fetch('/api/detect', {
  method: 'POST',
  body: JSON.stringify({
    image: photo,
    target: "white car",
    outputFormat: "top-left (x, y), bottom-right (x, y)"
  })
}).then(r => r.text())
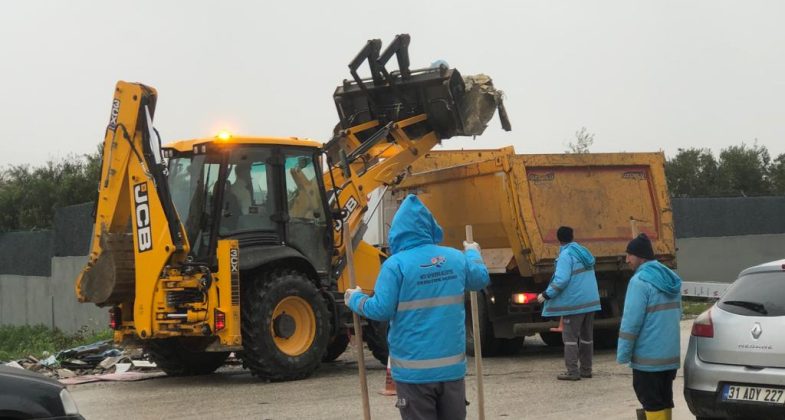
top-left (684, 259), bottom-right (785, 419)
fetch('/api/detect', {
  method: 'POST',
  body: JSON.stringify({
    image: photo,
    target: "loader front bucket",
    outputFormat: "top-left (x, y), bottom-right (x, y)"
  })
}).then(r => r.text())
top-left (333, 34), bottom-right (510, 141)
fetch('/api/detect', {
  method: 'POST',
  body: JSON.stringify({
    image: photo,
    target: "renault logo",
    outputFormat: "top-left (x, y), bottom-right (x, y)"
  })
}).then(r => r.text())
top-left (751, 323), bottom-right (762, 340)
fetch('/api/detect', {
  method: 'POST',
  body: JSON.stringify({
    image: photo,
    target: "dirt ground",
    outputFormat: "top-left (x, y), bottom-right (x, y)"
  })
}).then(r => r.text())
top-left (69, 321), bottom-right (697, 420)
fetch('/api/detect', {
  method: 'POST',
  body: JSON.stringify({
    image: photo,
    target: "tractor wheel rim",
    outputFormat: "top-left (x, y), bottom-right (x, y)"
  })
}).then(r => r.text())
top-left (271, 296), bottom-right (316, 356)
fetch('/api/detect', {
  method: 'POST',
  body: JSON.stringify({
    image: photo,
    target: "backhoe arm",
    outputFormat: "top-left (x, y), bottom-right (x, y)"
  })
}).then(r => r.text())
top-left (76, 82), bottom-right (241, 345)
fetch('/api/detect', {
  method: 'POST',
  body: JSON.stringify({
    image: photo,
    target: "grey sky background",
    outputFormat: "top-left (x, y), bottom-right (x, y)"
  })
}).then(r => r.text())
top-left (2, 0), bottom-right (784, 167)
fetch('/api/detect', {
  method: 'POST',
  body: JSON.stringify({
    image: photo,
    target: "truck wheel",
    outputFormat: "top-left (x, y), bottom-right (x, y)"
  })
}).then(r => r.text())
top-left (144, 338), bottom-right (229, 376)
top-left (497, 337), bottom-right (524, 355)
top-left (465, 291), bottom-right (503, 357)
top-left (322, 332), bottom-right (350, 362)
top-left (594, 329), bottom-right (619, 349)
top-left (539, 331), bottom-right (564, 347)
top-left (241, 269), bottom-right (329, 381)
top-left (364, 320), bottom-right (389, 365)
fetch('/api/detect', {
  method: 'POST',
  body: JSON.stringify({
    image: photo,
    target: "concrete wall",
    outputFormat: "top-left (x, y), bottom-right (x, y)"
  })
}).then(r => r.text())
top-left (675, 233), bottom-right (785, 284)
top-left (0, 256), bottom-right (107, 333)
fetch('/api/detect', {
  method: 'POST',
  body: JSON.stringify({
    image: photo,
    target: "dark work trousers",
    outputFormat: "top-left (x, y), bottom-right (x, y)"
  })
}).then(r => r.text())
top-left (561, 312), bottom-right (594, 375)
top-left (632, 369), bottom-right (677, 411)
top-left (394, 379), bottom-right (467, 420)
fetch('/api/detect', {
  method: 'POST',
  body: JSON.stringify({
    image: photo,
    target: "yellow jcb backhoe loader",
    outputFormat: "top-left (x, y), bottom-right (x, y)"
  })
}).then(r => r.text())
top-left (75, 34), bottom-right (510, 381)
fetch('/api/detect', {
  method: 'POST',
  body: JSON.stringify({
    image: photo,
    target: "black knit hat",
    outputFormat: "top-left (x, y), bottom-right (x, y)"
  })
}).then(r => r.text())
top-left (626, 233), bottom-right (655, 260)
top-left (556, 226), bottom-right (574, 243)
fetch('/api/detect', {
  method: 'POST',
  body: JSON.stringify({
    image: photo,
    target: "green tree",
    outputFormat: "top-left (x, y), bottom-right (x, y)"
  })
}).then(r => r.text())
top-left (566, 127), bottom-right (594, 154)
top-left (716, 142), bottom-right (771, 196)
top-left (769, 153), bottom-right (785, 194)
top-left (0, 145), bottom-right (102, 231)
top-left (665, 148), bottom-right (719, 197)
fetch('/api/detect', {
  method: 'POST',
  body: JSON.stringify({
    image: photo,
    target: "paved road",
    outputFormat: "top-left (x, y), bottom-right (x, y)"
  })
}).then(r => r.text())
top-left (70, 321), bottom-right (697, 419)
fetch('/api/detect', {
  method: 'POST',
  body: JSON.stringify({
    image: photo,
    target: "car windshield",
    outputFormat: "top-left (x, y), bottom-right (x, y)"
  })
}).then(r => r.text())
top-left (718, 271), bottom-right (785, 317)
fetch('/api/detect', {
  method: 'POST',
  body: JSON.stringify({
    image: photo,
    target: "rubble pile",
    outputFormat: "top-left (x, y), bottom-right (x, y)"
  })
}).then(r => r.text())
top-left (3, 339), bottom-right (239, 384)
top-left (3, 340), bottom-right (158, 383)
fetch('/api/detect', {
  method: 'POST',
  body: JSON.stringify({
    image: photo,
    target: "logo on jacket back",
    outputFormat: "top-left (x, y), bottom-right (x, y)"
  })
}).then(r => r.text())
top-left (420, 256), bottom-right (446, 268)
top-left (134, 182), bottom-right (153, 253)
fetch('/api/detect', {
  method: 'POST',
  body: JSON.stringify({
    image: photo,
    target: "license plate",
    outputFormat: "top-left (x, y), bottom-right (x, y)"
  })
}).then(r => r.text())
top-left (722, 384), bottom-right (785, 405)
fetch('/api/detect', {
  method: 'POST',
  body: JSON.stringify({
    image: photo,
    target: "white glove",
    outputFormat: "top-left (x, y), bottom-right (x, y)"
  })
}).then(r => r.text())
top-left (463, 241), bottom-right (481, 253)
top-left (537, 293), bottom-right (546, 304)
top-left (344, 286), bottom-right (362, 306)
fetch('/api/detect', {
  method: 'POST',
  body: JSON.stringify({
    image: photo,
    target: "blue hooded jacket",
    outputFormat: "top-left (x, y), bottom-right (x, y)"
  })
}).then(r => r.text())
top-left (348, 194), bottom-right (490, 384)
top-left (542, 242), bottom-right (601, 317)
top-left (617, 260), bottom-right (682, 372)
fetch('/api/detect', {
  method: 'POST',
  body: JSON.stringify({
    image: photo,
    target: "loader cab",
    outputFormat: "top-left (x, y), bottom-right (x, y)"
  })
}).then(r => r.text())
top-left (164, 137), bottom-right (332, 275)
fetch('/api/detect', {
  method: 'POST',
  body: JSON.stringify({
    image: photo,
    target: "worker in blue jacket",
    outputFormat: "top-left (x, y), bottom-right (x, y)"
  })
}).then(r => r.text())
top-left (537, 226), bottom-right (601, 380)
top-left (345, 194), bottom-right (490, 420)
top-left (617, 233), bottom-right (682, 420)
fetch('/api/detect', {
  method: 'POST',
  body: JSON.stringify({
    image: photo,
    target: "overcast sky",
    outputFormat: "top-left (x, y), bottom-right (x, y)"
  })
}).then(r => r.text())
top-left (2, 0), bottom-right (784, 167)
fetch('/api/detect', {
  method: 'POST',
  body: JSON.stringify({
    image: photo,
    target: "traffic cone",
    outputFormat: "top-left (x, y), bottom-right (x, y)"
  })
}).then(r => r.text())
top-left (550, 317), bottom-right (564, 332)
top-left (378, 356), bottom-right (396, 396)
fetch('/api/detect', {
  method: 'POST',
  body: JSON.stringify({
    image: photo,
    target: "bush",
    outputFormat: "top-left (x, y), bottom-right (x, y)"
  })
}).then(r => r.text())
top-left (0, 324), bottom-right (112, 362)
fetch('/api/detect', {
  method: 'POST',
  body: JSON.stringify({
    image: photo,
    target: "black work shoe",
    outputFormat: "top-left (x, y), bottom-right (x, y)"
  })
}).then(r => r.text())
top-left (557, 372), bottom-right (580, 381)
top-left (580, 372), bottom-right (592, 378)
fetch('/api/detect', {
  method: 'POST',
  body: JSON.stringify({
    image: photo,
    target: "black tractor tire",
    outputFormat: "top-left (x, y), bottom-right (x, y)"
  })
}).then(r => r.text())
top-left (240, 269), bottom-right (330, 381)
top-left (539, 331), bottom-right (564, 347)
top-left (322, 332), bottom-right (350, 362)
top-left (144, 338), bottom-right (229, 376)
top-left (364, 320), bottom-right (389, 365)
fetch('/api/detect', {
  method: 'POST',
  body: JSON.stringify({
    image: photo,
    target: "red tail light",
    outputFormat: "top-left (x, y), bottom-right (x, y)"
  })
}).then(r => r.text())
top-left (109, 307), bottom-right (122, 330)
top-left (691, 308), bottom-right (714, 338)
top-left (214, 309), bottom-right (226, 331)
top-left (512, 292), bottom-right (539, 305)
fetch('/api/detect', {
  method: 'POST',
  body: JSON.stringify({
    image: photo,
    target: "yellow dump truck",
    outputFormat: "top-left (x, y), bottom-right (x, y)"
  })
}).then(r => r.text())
top-left (383, 146), bottom-right (675, 354)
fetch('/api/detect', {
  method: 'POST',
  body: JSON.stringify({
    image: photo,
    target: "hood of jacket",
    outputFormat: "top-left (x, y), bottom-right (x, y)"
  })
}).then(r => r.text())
top-left (637, 260), bottom-right (682, 295)
top-left (561, 242), bottom-right (595, 269)
top-left (388, 194), bottom-right (444, 254)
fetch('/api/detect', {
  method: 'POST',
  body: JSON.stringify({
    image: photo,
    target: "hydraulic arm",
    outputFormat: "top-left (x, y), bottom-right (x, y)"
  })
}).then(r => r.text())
top-left (324, 34), bottom-right (510, 291)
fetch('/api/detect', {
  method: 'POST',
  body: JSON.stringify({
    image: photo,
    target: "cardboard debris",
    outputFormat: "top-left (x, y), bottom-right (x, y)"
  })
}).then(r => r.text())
top-left (7, 338), bottom-right (172, 382)
top-left (98, 355), bottom-right (129, 370)
top-left (57, 369), bottom-right (77, 379)
top-left (59, 371), bottom-right (167, 385)
top-left (131, 360), bottom-right (157, 369)
top-left (115, 363), bottom-right (131, 374)
top-left (5, 361), bottom-right (24, 369)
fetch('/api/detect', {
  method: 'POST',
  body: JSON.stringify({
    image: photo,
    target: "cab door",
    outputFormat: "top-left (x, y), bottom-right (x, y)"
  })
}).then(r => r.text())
top-left (282, 149), bottom-right (331, 273)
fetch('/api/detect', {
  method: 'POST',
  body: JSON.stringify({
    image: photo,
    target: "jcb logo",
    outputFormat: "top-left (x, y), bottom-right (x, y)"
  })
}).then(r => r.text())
top-left (134, 183), bottom-right (153, 252)
top-left (108, 99), bottom-right (120, 131)
top-left (230, 248), bottom-right (239, 273)
top-left (333, 196), bottom-right (359, 232)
